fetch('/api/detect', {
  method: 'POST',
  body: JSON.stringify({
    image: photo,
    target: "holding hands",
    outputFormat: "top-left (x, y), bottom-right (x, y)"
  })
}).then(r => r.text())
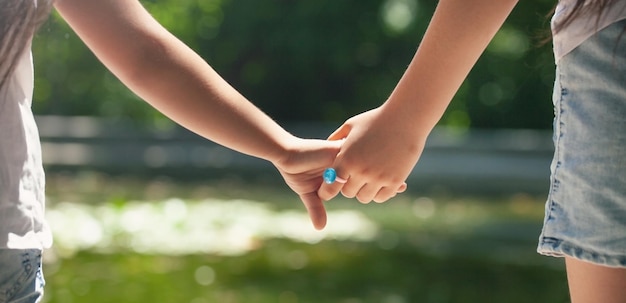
top-left (50, 0), bottom-right (517, 233)
top-left (318, 105), bottom-right (424, 204)
top-left (315, 0), bottom-right (520, 207)
top-left (280, 105), bottom-right (420, 231)
top-left (272, 138), bottom-right (342, 230)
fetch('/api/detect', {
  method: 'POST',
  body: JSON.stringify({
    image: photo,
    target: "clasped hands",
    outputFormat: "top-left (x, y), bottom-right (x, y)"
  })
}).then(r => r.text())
top-left (274, 106), bottom-right (426, 230)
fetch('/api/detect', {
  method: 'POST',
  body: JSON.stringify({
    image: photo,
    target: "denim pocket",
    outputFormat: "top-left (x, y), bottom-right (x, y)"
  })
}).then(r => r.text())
top-left (0, 249), bottom-right (44, 303)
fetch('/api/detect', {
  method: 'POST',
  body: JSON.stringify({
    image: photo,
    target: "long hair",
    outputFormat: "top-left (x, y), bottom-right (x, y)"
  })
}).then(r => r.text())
top-left (0, 0), bottom-right (54, 89)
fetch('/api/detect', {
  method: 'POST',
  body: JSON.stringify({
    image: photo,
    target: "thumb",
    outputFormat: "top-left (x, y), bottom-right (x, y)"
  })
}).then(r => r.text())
top-left (328, 123), bottom-right (352, 141)
top-left (299, 192), bottom-right (327, 230)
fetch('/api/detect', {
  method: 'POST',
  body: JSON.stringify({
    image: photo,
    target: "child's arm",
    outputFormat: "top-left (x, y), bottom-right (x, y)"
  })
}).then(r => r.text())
top-left (53, 0), bottom-right (339, 229)
top-left (318, 0), bottom-right (519, 203)
top-left (54, 0), bottom-right (294, 162)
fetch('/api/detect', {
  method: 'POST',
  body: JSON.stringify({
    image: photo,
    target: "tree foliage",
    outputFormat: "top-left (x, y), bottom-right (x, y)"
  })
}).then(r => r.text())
top-left (32, 0), bottom-right (556, 129)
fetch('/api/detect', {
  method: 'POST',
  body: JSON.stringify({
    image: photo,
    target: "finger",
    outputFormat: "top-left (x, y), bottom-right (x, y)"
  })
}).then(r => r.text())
top-left (355, 183), bottom-right (379, 204)
top-left (299, 192), bottom-right (327, 230)
top-left (397, 182), bottom-right (407, 193)
top-left (341, 180), bottom-right (367, 201)
top-left (318, 167), bottom-right (349, 201)
top-left (318, 179), bottom-right (345, 201)
top-left (373, 186), bottom-right (399, 203)
top-left (328, 123), bottom-right (352, 141)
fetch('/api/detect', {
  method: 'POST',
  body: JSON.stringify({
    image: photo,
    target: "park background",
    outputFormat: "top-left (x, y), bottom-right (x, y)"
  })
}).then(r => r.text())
top-left (32, 0), bottom-right (571, 302)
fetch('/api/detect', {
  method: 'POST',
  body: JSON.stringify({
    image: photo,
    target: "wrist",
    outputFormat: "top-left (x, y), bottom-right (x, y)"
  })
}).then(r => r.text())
top-left (379, 101), bottom-right (437, 140)
top-left (268, 133), bottom-right (302, 170)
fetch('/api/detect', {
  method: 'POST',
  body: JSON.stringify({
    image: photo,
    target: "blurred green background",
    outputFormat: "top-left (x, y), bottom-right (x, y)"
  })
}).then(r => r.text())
top-left (42, 173), bottom-right (569, 303)
top-left (33, 0), bottom-right (556, 130)
top-left (32, 0), bottom-right (572, 302)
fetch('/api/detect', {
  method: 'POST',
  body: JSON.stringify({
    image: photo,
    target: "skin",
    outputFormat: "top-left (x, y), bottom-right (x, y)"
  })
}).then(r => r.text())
top-left (319, 0), bottom-right (520, 203)
top-left (566, 257), bottom-right (626, 303)
top-left (319, 0), bottom-right (626, 300)
top-left (53, 0), bottom-right (340, 230)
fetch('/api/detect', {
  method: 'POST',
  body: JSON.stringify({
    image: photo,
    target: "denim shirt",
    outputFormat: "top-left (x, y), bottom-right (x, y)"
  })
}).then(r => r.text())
top-left (552, 0), bottom-right (626, 63)
top-left (0, 47), bottom-right (52, 249)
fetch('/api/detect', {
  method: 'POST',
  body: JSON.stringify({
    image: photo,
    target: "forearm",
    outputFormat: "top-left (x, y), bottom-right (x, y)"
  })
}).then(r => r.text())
top-left (121, 37), bottom-right (294, 164)
top-left (54, 0), bottom-right (293, 164)
top-left (384, 0), bottom-right (518, 136)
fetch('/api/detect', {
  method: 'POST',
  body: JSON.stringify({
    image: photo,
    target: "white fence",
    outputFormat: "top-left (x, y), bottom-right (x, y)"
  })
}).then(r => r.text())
top-left (37, 116), bottom-right (554, 195)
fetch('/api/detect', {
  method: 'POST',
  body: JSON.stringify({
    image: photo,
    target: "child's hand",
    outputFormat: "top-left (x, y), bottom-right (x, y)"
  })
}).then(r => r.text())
top-left (318, 106), bottom-right (422, 203)
top-left (273, 138), bottom-right (342, 230)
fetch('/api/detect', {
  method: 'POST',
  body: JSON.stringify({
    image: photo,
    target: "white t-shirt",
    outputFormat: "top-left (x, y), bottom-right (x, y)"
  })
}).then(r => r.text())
top-left (552, 0), bottom-right (626, 62)
top-left (0, 47), bottom-right (52, 249)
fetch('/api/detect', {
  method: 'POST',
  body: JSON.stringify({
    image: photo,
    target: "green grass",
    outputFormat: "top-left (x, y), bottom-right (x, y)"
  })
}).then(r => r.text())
top-left (42, 171), bottom-right (570, 303)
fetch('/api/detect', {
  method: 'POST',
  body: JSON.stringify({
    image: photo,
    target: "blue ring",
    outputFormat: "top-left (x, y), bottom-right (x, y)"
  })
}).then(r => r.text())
top-left (323, 168), bottom-right (338, 184)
